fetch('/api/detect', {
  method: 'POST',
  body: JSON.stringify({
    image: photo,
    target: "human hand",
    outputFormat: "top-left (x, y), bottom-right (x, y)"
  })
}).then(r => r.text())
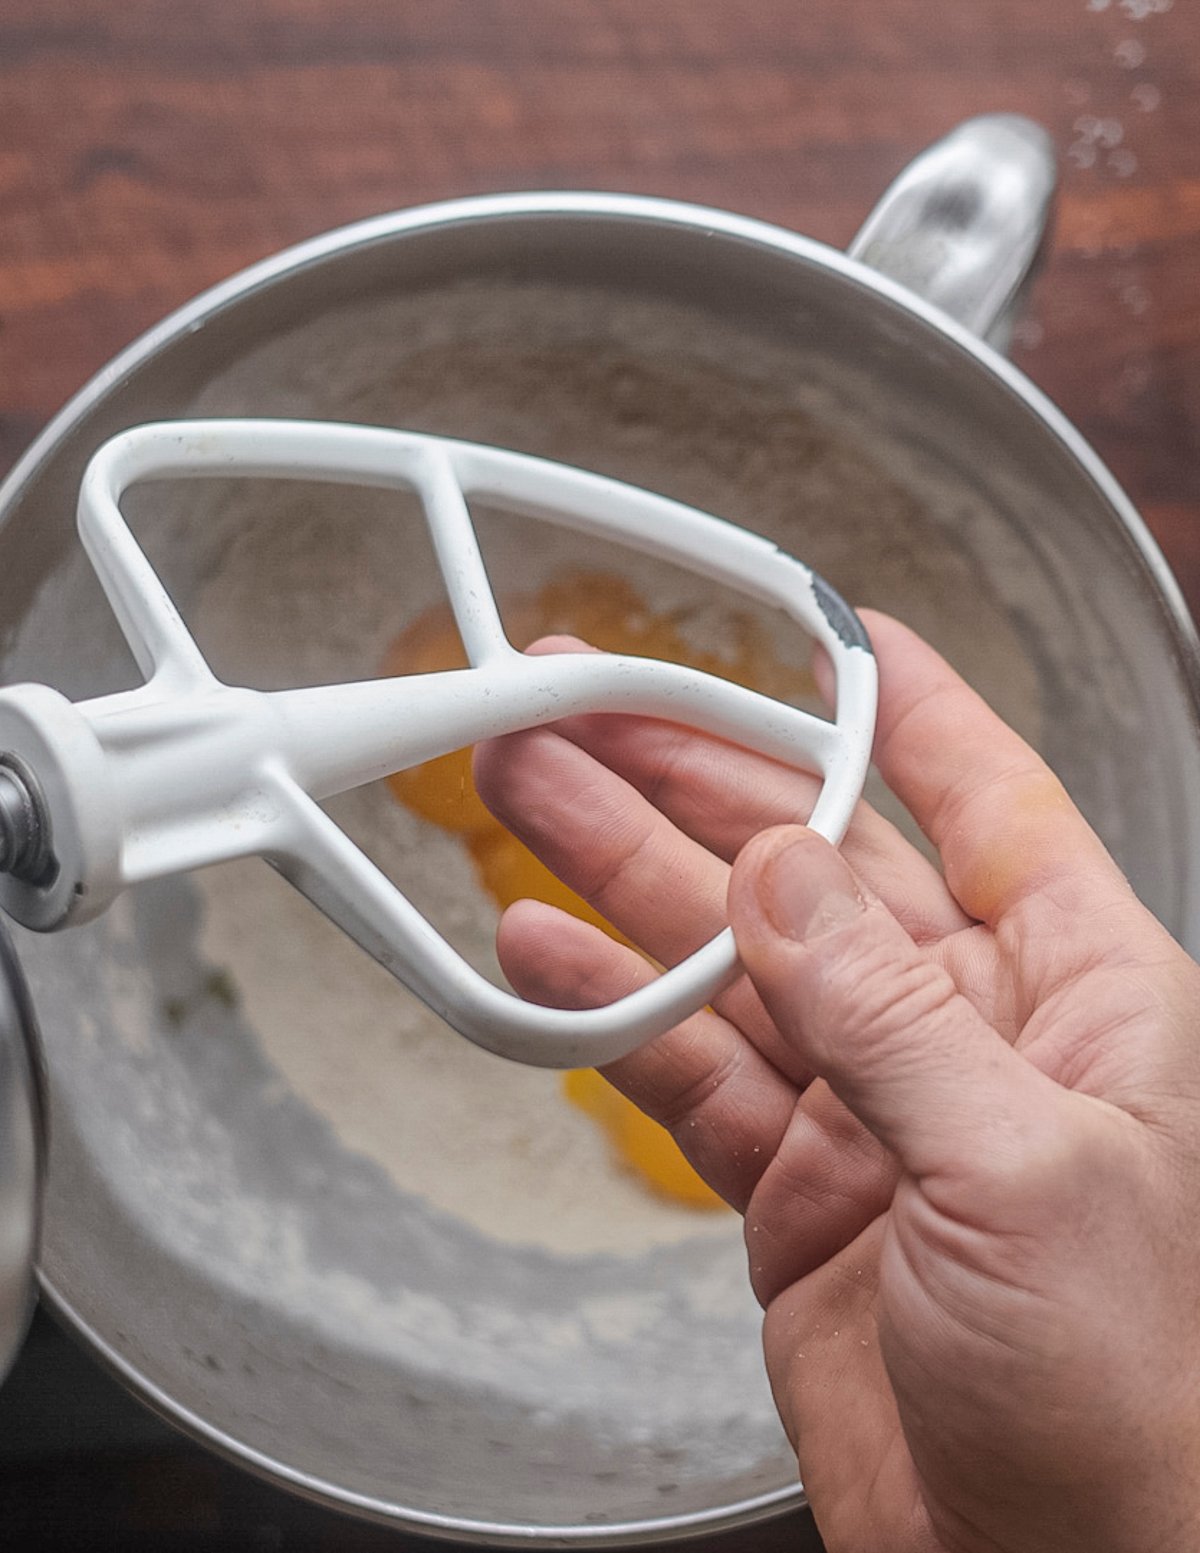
top-left (473, 612), bottom-right (1200, 1553)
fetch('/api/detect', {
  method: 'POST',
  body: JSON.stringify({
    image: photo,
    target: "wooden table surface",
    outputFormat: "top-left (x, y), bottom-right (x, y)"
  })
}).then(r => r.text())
top-left (1, 1), bottom-right (1198, 1547)
top-left (2, 0), bottom-right (1199, 595)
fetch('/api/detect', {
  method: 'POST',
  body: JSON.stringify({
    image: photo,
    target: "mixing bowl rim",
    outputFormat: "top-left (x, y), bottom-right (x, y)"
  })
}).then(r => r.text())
top-left (4, 188), bottom-right (1196, 692)
top-left (9, 187), bottom-right (1200, 1543)
top-left (37, 1275), bottom-right (805, 1547)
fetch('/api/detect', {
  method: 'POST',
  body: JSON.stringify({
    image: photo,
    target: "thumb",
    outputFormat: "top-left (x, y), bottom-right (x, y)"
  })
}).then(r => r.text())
top-left (730, 826), bottom-right (1061, 1184)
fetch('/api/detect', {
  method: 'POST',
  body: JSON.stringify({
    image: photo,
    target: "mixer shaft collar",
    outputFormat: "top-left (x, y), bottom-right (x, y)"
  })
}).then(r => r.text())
top-left (0, 763), bottom-right (46, 883)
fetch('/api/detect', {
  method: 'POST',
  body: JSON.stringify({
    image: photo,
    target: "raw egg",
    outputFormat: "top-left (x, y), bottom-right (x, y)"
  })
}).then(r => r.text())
top-left (382, 571), bottom-right (812, 1211)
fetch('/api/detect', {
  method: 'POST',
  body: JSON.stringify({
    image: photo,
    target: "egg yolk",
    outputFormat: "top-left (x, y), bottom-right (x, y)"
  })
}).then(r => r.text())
top-left (382, 571), bottom-right (813, 1211)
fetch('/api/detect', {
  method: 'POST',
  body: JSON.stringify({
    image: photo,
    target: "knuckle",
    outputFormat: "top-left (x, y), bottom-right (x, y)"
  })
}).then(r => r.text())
top-left (812, 926), bottom-right (960, 1064)
top-left (650, 1036), bottom-right (746, 1134)
top-left (641, 725), bottom-right (700, 811)
top-left (576, 816), bottom-right (659, 909)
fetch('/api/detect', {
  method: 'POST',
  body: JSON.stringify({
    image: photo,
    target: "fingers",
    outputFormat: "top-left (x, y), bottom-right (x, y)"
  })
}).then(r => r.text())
top-left (554, 711), bottom-right (969, 945)
top-left (497, 899), bottom-right (796, 1210)
top-left (474, 723), bottom-right (809, 1084)
top-left (509, 635), bottom-right (969, 946)
top-left (744, 1084), bottom-right (899, 1307)
top-left (500, 895), bottom-right (902, 1295)
top-left (761, 1222), bottom-right (930, 1548)
top-left (473, 628), bottom-right (972, 1091)
top-left (474, 726), bottom-right (722, 968)
top-left (859, 611), bottom-right (1135, 931)
top-left (730, 826), bottom-right (1065, 1187)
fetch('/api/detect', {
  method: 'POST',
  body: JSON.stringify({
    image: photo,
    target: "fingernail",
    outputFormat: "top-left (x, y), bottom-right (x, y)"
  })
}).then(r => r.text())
top-left (760, 838), bottom-right (866, 942)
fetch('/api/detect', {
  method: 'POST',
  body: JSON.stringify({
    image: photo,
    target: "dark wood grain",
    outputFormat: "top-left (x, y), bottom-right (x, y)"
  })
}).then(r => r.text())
top-left (1, 2), bottom-right (1198, 1547)
top-left (2, 1), bottom-right (1198, 597)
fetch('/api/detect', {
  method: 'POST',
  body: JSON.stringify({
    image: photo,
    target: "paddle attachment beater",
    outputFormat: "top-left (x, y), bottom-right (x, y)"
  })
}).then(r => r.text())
top-left (0, 420), bottom-right (877, 1067)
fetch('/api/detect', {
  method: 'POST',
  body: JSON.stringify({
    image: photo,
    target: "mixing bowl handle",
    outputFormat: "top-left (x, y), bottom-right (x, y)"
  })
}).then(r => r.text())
top-left (847, 113), bottom-right (1056, 353)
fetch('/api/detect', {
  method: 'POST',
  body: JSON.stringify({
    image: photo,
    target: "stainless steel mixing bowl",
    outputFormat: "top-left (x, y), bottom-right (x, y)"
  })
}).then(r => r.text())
top-left (2, 114), bottom-right (1199, 1546)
